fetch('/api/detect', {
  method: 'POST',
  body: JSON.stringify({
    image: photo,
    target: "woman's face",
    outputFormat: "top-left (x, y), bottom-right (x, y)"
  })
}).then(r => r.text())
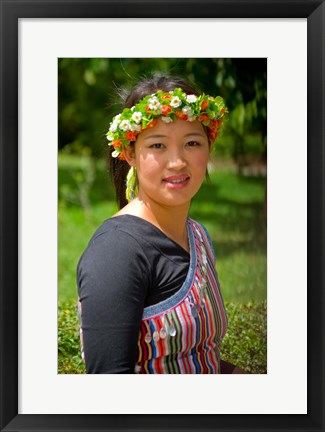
top-left (126, 119), bottom-right (210, 209)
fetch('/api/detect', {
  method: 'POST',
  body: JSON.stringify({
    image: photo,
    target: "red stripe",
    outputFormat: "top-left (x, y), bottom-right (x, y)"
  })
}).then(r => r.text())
top-left (203, 291), bottom-right (219, 372)
top-left (191, 285), bottom-right (209, 373)
top-left (179, 302), bottom-right (192, 373)
top-left (154, 318), bottom-right (165, 374)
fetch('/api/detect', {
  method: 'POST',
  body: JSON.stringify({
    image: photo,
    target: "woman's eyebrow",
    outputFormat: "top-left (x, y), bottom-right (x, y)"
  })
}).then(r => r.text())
top-left (143, 134), bottom-right (168, 140)
top-left (184, 132), bottom-right (206, 137)
top-left (144, 131), bottom-right (205, 140)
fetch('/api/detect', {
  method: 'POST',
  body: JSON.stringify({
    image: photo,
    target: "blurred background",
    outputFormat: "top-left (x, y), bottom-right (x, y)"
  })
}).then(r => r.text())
top-left (58, 58), bottom-right (267, 373)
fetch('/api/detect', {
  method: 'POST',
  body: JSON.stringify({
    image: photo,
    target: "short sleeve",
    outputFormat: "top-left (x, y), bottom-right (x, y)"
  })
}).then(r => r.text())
top-left (77, 227), bottom-right (151, 373)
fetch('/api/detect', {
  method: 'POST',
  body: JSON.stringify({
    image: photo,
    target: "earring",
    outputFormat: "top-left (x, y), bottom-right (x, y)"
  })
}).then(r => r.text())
top-left (126, 166), bottom-right (139, 202)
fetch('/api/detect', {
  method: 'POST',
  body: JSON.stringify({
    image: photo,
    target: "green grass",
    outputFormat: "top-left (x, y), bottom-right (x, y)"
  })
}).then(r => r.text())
top-left (221, 301), bottom-right (267, 373)
top-left (58, 299), bottom-right (267, 374)
top-left (58, 300), bottom-right (86, 374)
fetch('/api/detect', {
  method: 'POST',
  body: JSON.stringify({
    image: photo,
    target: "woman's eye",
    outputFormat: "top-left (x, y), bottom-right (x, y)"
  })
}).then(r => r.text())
top-left (150, 143), bottom-right (164, 149)
top-left (186, 141), bottom-right (200, 147)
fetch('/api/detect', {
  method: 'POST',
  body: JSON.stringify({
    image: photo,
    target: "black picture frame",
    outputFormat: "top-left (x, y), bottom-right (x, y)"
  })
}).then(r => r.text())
top-left (1, 1), bottom-right (324, 431)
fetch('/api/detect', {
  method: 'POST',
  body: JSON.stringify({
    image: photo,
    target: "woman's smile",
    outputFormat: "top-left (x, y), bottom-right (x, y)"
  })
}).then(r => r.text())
top-left (162, 174), bottom-right (190, 189)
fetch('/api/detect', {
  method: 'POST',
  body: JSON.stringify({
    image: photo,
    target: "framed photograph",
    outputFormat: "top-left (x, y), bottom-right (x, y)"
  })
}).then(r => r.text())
top-left (1, 0), bottom-right (324, 431)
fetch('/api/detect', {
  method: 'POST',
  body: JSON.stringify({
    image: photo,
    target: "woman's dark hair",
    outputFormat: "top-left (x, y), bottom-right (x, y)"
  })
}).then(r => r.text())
top-left (108, 75), bottom-right (203, 209)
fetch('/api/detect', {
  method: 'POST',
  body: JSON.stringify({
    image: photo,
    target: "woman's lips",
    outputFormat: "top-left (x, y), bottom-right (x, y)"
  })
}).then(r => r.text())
top-left (162, 175), bottom-right (190, 189)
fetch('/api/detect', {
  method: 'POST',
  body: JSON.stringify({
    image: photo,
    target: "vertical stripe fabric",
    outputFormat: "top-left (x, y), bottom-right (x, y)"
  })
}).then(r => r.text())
top-left (136, 218), bottom-right (228, 374)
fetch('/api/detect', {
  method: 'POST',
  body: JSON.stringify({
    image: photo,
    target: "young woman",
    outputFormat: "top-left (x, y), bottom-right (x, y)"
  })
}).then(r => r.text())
top-left (77, 75), bottom-right (245, 374)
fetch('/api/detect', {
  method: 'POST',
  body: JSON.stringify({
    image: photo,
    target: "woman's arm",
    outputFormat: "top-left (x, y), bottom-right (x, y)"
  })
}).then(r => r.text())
top-left (77, 229), bottom-right (151, 374)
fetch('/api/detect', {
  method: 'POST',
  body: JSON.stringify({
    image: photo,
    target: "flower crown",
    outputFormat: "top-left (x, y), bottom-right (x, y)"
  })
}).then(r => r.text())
top-left (106, 88), bottom-right (227, 160)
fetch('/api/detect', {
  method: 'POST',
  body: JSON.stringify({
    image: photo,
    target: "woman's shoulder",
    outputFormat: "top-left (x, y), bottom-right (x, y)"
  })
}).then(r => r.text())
top-left (77, 215), bottom-right (153, 282)
top-left (84, 215), bottom-right (152, 254)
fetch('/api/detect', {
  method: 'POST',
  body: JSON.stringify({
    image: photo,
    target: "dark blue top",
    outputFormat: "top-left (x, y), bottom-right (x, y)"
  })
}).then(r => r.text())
top-left (77, 214), bottom-right (190, 373)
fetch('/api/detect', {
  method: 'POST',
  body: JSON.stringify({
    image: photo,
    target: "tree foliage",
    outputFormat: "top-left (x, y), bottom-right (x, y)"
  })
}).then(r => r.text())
top-left (58, 58), bottom-right (267, 167)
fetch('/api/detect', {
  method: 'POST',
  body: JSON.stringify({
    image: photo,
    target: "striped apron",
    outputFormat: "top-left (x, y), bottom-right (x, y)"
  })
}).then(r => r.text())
top-left (135, 218), bottom-right (228, 374)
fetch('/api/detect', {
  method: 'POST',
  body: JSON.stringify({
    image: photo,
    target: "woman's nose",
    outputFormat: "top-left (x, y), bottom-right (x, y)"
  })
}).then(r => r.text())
top-left (166, 149), bottom-right (187, 170)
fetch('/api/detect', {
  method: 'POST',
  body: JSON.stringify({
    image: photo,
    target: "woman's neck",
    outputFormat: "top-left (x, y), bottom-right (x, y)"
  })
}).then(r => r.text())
top-left (143, 200), bottom-right (190, 249)
top-left (115, 197), bottom-right (190, 252)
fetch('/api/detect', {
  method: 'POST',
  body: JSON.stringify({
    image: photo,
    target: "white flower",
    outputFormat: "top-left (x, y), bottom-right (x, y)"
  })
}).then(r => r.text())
top-left (131, 106), bottom-right (136, 111)
top-left (130, 123), bottom-right (141, 132)
top-left (131, 111), bottom-right (142, 124)
top-left (112, 150), bottom-right (120, 158)
top-left (187, 115), bottom-right (197, 122)
top-left (119, 119), bottom-right (131, 131)
top-left (109, 122), bottom-right (118, 132)
top-left (170, 96), bottom-right (181, 108)
top-left (106, 134), bottom-right (114, 141)
top-left (109, 113), bottom-right (122, 132)
top-left (161, 116), bottom-right (173, 124)
top-left (182, 106), bottom-right (193, 116)
top-left (148, 97), bottom-right (162, 111)
top-left (186, 94), bottom-right (197, 103)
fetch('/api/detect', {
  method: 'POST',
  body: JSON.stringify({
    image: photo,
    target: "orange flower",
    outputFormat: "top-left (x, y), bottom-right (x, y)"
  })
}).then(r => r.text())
top-left (175, 110), bottom-right (188, 120)
top-left (161, 105), bottom-right (171, 115)
top-left (112, 140), bottom-right (122, 149)
top-left (118, 152), bottom-right (127, 161)
top-left (147, 119), bottom-right (157, 128)
top-left (199, 114), bottom-right (210, 123)
top-left (209, 119), bottom-right (222, 131)
top-left (209, 130), bottom-right (218, 141)
top-left (216, 118), bottom-right (223, 129)
top-left (145, 105), bottom-right (151, 112)
top-left (125, 131), bottom-right (137, 141)
top-left (161, 95), bottom-right (172, 99)
top-left (200, 100), bottom-right (209, 111)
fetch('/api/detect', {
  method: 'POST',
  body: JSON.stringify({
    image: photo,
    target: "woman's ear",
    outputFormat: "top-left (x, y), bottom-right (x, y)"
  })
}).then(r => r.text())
top-left (122, 143), bottom-right (136, 167)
